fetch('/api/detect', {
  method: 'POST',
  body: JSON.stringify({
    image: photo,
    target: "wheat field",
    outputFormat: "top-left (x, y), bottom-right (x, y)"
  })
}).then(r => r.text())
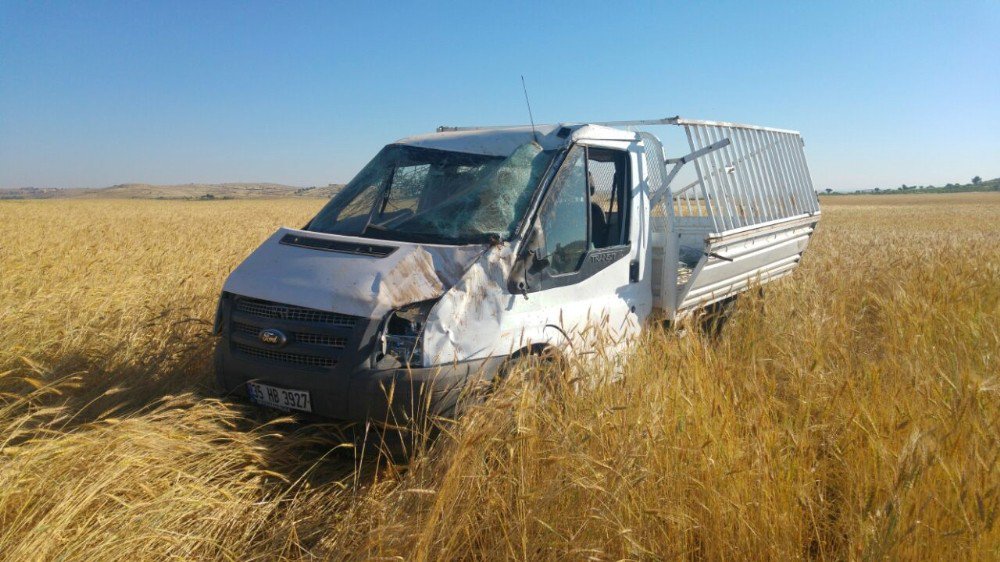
top-left (1, 194), bottom-right (997, 560)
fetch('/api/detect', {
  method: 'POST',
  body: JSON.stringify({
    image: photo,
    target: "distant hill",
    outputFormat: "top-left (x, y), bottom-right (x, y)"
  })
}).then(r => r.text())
top-left (824, 177), bottom-right (1000, 195)
top-left (0, 183), bottom-right (343, 200)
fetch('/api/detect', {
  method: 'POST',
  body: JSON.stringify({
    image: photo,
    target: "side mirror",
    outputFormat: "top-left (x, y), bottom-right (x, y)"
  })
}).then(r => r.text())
top-left (527, 249), bottom-right (550, 273)
top-left (523, 223), bottom-right (548, 272)
top-left (509, 225), bottom-right (547, 298)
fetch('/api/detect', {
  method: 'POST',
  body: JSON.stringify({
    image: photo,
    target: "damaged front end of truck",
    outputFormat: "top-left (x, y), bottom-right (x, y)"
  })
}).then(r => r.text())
top-left (214, 127), bottom-right (568, 423)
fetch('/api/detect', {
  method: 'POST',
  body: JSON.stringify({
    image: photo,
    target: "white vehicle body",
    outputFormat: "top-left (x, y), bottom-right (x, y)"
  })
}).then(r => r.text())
top-left (215, 117), bottom-right (820, 421)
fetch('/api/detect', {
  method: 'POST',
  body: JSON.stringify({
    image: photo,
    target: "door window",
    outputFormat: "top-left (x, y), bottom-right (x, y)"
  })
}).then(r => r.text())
top-left (537, 146), bottom-right (589, 275)
top-left (586, 148), bottom-right (630, 248)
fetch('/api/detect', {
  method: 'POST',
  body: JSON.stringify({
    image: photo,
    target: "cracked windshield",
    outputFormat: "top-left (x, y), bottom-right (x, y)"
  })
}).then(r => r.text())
top-left (307, 142), bottom-right (558, 244)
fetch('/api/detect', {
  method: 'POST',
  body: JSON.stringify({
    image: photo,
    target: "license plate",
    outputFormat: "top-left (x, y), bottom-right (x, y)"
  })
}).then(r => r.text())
top-left (246, 382), bottom-right (312, 413)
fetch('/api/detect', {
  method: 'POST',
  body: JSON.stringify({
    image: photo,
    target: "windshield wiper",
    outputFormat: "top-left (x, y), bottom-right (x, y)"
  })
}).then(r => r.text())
top-left (363, 223), bottom-right (445, 244)
top-left (362, 223), bottom-right (488, 246)
top-left (360, 169), bottom-right (396, 235)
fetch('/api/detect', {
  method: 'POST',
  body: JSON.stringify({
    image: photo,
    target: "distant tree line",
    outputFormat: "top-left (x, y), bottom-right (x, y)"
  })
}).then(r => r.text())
top-left (819, 176), bottom-right (999, 195)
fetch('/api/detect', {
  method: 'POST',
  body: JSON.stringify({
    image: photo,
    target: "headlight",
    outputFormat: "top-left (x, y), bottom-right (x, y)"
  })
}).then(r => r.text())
top-left (379, 299), bottom-right (436, 367)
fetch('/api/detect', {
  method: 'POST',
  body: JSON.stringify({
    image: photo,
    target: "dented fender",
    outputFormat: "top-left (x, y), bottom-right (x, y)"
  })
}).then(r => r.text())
top-left (423, 243), bottom-right (515, 364)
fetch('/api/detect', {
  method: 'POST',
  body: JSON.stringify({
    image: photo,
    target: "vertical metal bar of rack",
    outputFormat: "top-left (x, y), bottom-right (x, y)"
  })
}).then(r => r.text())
top-left (776, 130), bottom-right (809, 215)
top-left (763, 130), bottom-right (787, 216)
top-left (676, 131), bottom-right (697, 218)
top-left (764, 130), bottom-right (795, 217)
top-left (703, 124), bottom-right (735, 229)
top-left (789, 136), bottom-right (819, 213)
top-left (771, 131), bottom-right (799, 214)
top-left (684, 125), bottom-right (720, 231)
top-left (736, 127), bottom-right (775, 221)
top-left (784, 132), bottom-right (813, 214)
top-left (727, 127), bottom-right (754, 226)
top-left (706, 125), bottom-right (740, 228)
top-left (721, 126), bottom-right (759, 226)
top-left (745, 129), bottom-right (779, 218)
top-left (693, 125), bottom-right (734, 230)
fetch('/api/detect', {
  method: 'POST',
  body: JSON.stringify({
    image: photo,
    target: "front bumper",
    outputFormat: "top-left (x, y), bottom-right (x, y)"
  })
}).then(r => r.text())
top-left (216, 342), bottom-right (504, 423)
top-left (213, 293), bottom-right (504, 423)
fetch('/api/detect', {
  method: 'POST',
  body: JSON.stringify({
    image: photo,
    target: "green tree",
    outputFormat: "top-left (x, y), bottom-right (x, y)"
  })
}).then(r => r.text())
top-left (972, 176), bottom-right (982, 185)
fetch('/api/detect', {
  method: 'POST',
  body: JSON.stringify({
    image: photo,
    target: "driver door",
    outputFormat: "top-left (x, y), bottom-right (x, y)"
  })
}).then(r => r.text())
top-left (510, 143), bottom-right (643, 355)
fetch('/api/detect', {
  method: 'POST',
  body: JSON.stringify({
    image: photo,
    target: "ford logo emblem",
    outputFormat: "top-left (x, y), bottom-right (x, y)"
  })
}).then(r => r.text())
top-left (258, 328), bottom-right (287, 347)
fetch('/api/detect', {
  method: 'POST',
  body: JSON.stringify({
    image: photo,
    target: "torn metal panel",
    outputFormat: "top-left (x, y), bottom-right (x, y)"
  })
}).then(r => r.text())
top-left (422, 244), bottom-right (513, 364)
top-left (371, 246), bottom-right (444, 307)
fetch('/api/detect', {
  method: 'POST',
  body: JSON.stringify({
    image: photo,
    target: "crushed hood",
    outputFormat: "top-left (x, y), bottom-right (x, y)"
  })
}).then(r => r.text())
top-left (222, 227), bottom-right (487, 319)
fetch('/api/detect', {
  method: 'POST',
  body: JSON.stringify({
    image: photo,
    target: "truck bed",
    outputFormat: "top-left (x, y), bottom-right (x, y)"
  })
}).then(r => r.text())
top-left (652, 214), bottom-right (819, 316)
top-left (642, 118), bottom-right (821, 318)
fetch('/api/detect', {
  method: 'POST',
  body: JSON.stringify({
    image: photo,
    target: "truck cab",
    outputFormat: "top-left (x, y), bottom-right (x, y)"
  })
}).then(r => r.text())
top-left (214, 118), bottom-right (820, 422)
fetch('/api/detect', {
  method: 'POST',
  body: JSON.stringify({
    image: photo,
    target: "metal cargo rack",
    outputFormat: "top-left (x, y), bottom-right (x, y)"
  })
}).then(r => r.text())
top-left (588, 117), bottom-right (821, 315)
top-left (590, 117), bottom-right (821, 236)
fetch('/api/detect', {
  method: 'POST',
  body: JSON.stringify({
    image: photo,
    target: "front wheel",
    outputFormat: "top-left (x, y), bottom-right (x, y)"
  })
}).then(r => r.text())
top-left (443, 347), bottom-right (565, 418)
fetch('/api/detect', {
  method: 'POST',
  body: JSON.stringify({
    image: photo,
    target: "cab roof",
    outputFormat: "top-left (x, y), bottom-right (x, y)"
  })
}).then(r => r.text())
top-left (396, 123), bottom-right (639, 156)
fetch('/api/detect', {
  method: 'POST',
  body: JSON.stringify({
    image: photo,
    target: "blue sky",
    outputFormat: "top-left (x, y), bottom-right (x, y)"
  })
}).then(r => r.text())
top-left (2, 1), bottom-right (998, 191)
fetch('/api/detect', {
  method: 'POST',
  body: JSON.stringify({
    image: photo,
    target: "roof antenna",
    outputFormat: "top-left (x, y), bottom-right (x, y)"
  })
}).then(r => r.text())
top-left (520, 75), bottom-right (540, 143)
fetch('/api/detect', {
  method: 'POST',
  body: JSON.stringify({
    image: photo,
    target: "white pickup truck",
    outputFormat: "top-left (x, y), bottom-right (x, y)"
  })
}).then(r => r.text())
top-left (214, 117), bottom-right (820, 421)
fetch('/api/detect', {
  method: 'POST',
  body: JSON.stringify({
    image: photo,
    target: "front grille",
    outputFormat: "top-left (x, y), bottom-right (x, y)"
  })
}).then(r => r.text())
top-left (232, 342), bottom-right (336, 367)
top-left (294, 332), bottom-right (348, 347)
top-left (232, 321), bottom-right (261, 337)
top-left (232, 321), bottom-right (347, 348)
top-left (235, 297), bottom-right (359, 327)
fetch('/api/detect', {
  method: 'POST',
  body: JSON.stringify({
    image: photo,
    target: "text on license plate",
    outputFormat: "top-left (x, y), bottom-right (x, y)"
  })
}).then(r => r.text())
top-left (247, 382), bottom-right (312, 413)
